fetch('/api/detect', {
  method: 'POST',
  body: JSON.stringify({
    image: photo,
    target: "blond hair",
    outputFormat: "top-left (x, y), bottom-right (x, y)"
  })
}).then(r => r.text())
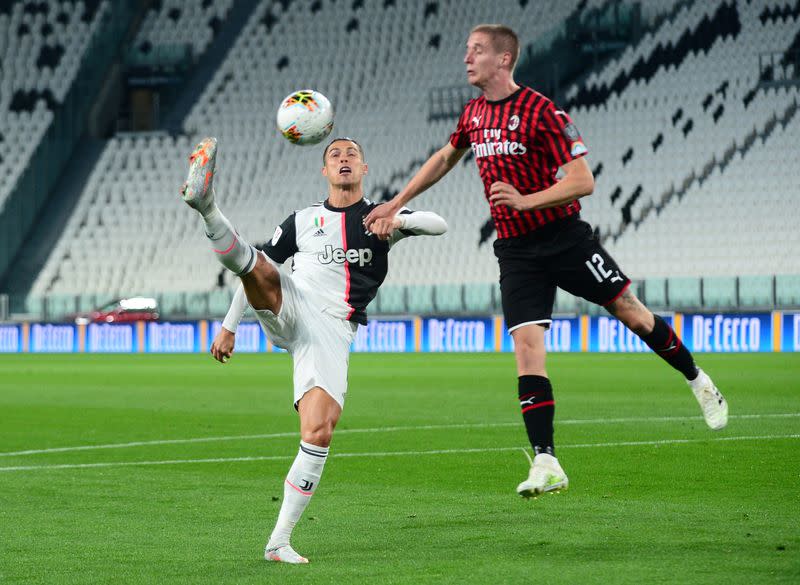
top-left (470, 24), bottom-right (520, 71)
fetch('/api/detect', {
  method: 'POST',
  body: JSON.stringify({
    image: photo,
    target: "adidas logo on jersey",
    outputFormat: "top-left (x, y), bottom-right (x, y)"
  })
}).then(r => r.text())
top-left (313, 228), bottom-right (326, 237)
top-left (318, 244), bottom-right (373, 267)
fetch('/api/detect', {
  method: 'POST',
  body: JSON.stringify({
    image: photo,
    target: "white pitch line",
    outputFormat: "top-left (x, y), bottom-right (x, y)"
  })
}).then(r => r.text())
top-left (1, 412), bottom-right (799, 458)
top-left (0, 434), bottom-right (798, 473)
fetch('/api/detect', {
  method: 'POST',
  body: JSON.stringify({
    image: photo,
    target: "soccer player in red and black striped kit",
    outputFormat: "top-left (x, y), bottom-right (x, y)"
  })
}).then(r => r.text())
top-left (366, 24), bottom-right (728, 497)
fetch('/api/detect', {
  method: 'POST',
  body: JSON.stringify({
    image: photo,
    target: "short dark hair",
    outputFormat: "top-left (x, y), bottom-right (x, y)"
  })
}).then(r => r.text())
top-left (470, 24), bottom-right (520, 71)
top-left (322, 137), bottom-right (365, 163)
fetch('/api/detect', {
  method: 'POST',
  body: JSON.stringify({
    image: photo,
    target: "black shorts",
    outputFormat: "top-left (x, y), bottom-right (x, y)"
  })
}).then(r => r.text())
top-left (494, 217), bottom-right (630, 332)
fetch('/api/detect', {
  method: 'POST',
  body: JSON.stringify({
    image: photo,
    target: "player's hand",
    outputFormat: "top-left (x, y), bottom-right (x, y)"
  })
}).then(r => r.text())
top-left (210, 328), bottom-right (235, 363)
top-left (364, 200), bottom-right (401, 232)
top-left (489, 181), bottom-right (531, 211)
top-left (371, 216), bottom-right (403, 241)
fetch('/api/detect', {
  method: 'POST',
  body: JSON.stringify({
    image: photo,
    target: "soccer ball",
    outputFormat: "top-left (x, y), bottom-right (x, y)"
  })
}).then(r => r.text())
top-left (276, 90), bottom-right (334, 146)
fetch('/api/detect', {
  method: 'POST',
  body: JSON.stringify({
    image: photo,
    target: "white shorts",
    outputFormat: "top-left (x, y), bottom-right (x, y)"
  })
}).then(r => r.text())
top-left (253, 273), bottom-right (357, 409)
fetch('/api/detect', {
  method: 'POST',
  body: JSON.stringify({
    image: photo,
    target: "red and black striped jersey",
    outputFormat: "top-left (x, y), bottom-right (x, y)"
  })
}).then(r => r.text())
top-left (449, 86), bottom-right (588, 239)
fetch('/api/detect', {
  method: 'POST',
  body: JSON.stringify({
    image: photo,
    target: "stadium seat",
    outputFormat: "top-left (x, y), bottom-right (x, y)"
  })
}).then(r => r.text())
top-left (775, 275), bottom-right (800, 307)
top-left (185, 292), bottom-right (209, 318)
top-left (738, 275), bottom-right (773, 308)
top-left (25, 295), bottom-right (44, 317)
top-left (376, 285), bottom-right (405, 315)
top-left (434, 284), bottom-right (462, 313)
top-left (208, 289), bottom-right (233, 317)
top-left (668, 277), bottom-right (701, 310)
top-left (702, 276), bottom-right (737, 309)
top-left (407, 285), bottom-right (434, 315)
top-left (584, 301), bottom-right (605, 316)
top-left (160, 292), bottom-right (186, 318)
top-left (644, 278), bottom-right (667, 308)
top-left (463, 283), bottom-right (494, 313)
top-left (132, 0), bottom-right (234, 61)
top-left (78, 294), bottom-right (97, 312)
top-left (554, 288), bottom-right (578, 314)
top-left (47, 294), bottom-right (77, 321)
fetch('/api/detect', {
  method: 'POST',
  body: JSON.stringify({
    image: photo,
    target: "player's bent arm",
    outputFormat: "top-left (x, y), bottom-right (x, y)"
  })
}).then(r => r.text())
top-left (491, 157), bottom-right (594, 211)
top-left (386, 210), bottom-right (448, 246)
top-left (397, 210), bottom-right (448, 236)
top-left (221, 283), bottom-right (249, 334)
top-left (529, 157), bottom-right (594, 210)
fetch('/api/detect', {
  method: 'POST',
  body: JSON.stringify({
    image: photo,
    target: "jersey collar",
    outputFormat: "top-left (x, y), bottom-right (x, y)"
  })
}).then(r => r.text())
top-left (324, 197), bottom-right (366, 212)
top-left (485, 85), bottom-right (525, 106)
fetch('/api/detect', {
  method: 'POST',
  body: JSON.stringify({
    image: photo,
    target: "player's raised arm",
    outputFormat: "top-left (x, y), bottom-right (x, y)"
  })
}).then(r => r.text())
top-left (364, 142), bottom-right (466, 229)
top-left (371, 208), bottom-right (448, 244)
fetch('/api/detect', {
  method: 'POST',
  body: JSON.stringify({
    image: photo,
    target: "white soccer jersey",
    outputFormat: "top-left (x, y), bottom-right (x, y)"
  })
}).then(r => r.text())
top-left (262, 198), bottom-right (442, 325)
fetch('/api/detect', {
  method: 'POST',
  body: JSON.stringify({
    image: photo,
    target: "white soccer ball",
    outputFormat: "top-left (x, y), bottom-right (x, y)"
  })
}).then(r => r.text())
top-left (276, 89), bottom-right (334, 146)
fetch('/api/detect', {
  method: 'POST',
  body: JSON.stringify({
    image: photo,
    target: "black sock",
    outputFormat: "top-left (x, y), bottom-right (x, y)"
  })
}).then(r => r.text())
top-left (518, 375), bottom-right (555, 456)
top-left (638, 315), bottom-right (699, 380)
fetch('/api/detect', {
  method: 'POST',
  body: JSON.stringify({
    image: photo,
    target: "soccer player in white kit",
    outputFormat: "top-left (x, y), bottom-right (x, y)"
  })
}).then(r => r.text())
top-left (180, 136), bottom-right (447, 564)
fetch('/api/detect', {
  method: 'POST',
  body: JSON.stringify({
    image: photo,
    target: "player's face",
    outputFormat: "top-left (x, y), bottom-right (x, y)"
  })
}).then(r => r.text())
top-left (464, 32), bottom-right (506, 87)
top-left (322, 141), bottom-right (367, 187)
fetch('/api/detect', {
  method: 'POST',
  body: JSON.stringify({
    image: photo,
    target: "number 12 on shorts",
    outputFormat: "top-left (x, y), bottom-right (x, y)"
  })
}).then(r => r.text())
top-left (585, 253), bottom-right (624, 283)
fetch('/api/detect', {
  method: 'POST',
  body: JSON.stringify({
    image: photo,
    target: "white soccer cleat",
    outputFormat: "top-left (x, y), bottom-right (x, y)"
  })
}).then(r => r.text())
top-left (516, 452), bottom-right (569, 498)
top-left (688, 368), bottom-right (728, 430)
top-left (264, 544), bottom-right (309, 564)
top-left (180, 137), bottom-right (217, 214)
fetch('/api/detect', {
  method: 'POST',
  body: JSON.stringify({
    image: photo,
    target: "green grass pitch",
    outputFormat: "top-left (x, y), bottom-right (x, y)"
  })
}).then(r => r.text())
top-left (1, 353), bottom-right (798, 584)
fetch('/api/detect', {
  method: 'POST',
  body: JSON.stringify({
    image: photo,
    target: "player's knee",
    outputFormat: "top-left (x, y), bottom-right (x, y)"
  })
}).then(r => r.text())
top-left (513, 330), bottom-right (545, 355)
top-left (301, 422), bottom-right (335, 447)
top-left (512, 332), bottom-right (546, 371)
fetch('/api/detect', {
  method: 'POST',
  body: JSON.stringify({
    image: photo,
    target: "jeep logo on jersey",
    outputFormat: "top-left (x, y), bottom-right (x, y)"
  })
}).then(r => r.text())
top-left (318, 244), bottom-right (373, 266)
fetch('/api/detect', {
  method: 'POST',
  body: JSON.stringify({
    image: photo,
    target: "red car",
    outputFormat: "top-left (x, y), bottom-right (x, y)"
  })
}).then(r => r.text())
top-left (74, 297), bottom-right (159, 324)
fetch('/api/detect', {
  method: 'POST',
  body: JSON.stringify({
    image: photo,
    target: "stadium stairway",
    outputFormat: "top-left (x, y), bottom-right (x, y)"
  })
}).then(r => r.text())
top-left (0, 138), bottom-right (106, 312)
top-left (161, 0), bottom-right (259, 134)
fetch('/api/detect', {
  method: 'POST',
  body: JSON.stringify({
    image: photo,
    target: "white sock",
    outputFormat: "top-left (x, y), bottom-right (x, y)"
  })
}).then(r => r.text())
top-left (267, 441), bottom-right (329, 549)
top-left (201, 205), bottom-right (257, 276)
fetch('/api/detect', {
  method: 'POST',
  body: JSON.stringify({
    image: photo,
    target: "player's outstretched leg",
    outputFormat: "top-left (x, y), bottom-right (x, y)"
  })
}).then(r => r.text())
top-left (180, 137), bottom-right (257, 276)
top-left (606, 289), bottom-right (728, 430)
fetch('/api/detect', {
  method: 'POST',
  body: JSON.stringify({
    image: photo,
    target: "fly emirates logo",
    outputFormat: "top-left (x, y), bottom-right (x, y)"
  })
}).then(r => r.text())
top-left (471, 128), bottom-right (527, 159)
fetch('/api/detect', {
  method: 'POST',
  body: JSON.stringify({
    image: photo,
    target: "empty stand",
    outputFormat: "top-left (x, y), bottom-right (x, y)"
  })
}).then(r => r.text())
top-left (15, 0), bottom-right (800, 318)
